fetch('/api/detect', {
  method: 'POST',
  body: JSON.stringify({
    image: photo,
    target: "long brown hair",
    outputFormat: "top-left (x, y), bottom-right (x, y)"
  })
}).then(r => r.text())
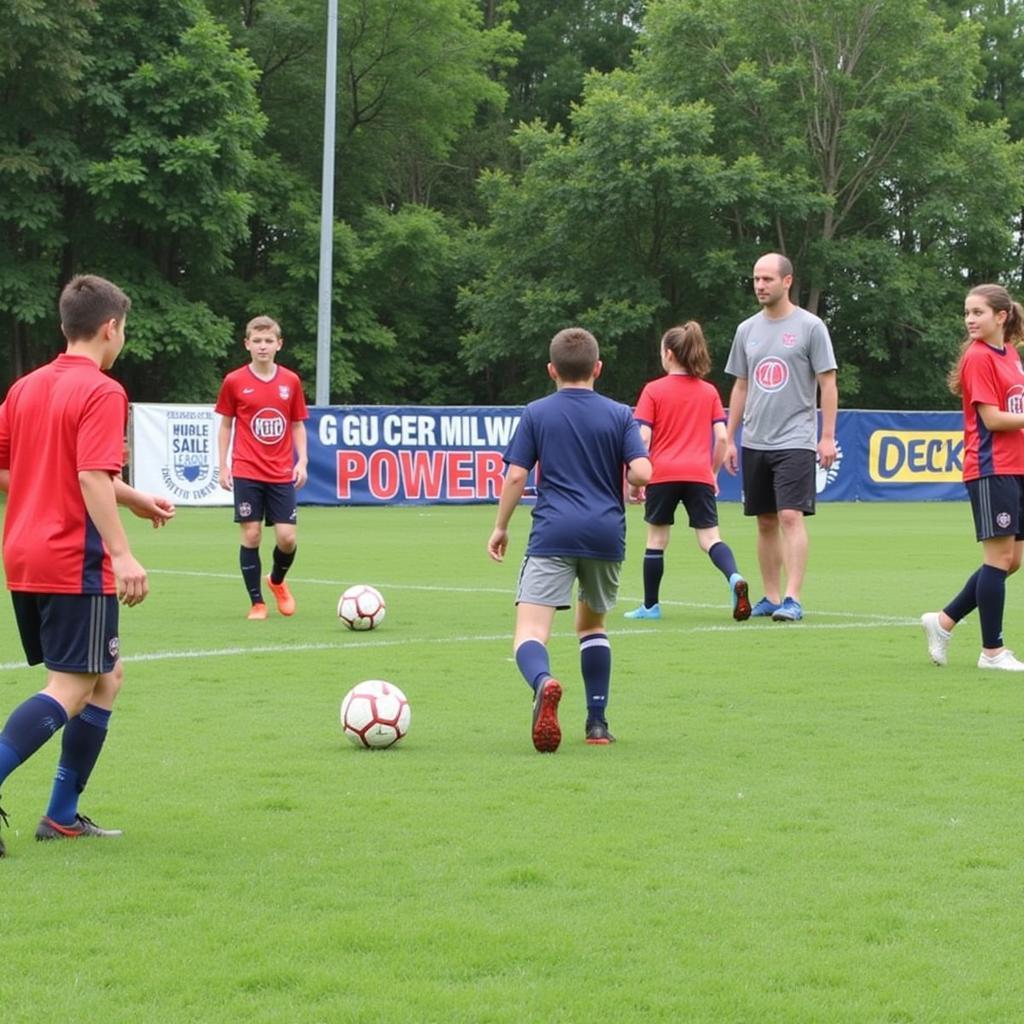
top-left (662, 322), bottom-right (711, 379)
top-left (948, 284), bottom-right (1024, 395)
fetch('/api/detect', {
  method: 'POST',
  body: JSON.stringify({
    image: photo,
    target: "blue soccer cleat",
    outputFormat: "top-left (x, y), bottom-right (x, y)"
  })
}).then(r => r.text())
top-left (624, 604), bottom-right (661, 620)
top-left (750, 597), bottom-right (781, 618)
top-left (771, 597), bottom-right (804, 622)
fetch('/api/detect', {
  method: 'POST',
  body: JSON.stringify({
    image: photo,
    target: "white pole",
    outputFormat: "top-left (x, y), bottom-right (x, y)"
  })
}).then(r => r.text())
top-left (315, 0), bottom-right (339, 406)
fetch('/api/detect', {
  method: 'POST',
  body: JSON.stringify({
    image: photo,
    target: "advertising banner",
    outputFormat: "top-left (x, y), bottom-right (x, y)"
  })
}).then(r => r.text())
top-left (131, 405), bottom-right (969, 506)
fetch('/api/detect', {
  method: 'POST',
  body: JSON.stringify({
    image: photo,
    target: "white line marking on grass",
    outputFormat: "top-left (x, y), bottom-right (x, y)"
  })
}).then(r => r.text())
top-left (0, 618), bottom-right (918, 672)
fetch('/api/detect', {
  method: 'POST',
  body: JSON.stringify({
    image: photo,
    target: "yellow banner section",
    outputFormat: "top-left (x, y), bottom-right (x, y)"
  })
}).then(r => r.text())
top-left (868, 430), bottom-right (963, 483)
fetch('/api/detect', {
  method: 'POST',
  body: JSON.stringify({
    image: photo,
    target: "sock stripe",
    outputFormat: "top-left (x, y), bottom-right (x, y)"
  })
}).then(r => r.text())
top-left (579, 635), bottom-right (610, 651)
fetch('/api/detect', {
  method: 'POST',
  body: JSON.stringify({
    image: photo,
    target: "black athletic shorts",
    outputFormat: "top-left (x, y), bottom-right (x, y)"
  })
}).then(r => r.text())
top-left (644, 481), bottom-right (718, 529)
top-left (233, 477), bottom-right (298, 525)
top-left (741, 448), bottom-right (816, 517)
top-left (11, 592), bottom-right (120, 674)
top-left (966, 474), bottom-right (1024, 541)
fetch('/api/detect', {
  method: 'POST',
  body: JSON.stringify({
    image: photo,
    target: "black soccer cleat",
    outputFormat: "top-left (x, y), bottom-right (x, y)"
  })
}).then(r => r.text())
top-left (0, 799), bottom-right (9, 858)
top-left (585, 719), bottom-right (616, 745)
top-left (35, 813), bottom-right (124, 841)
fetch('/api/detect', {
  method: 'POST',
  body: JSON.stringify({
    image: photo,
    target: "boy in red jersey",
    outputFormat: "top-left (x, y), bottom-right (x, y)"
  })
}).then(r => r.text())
top-left (0, 274), bottom-right (174, 856)
top-left (624, 323), bottom-right (751, 622)
top-left (921, 284), bottom-right (1024, 671)
top-left (216, 316), bottom-right (309, 619)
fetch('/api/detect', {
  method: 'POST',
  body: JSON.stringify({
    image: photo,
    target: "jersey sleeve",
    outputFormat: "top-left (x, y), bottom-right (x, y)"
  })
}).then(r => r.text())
top-left (291, 377), bottom-right (309, 422)
top-left (809, 320), bottom-right (839, 374)
top-left (76, 386), bottom-right (128, 472)
top-left (504, 406), bottom-right (537, 470)
top-left (961, 349), bottom-right (1003, 407)
top-left (0, 398), bottom-right (10, 470)
top-left (709, 384), bottom-right (726, 423)
top-left (214, 374), bottom-right (236, 417)
top-left (724, 327), bottom-right (748, 379)
top-left (621, 407), bottom-right (649, 464)
top-left (633, 384), bottom-right (655, 427)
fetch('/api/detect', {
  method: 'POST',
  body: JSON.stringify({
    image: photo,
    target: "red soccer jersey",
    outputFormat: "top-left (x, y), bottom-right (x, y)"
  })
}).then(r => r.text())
top-left (215, 364), bottom-right (309, 484)
top-left (960, 340), bottom-right (1024, 481)
top-left (0, 354), bottom-right (127, 594)
top-left (633, 373), bottom-right (726, 486)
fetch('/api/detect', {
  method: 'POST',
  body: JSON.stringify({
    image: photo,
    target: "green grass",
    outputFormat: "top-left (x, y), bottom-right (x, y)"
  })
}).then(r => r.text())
top-left (2, 501), bottom-right (1024, 1022)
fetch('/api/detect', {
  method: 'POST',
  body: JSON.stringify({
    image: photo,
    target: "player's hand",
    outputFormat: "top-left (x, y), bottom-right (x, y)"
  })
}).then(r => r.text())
top-left (487, 527), bottom-right (508, 562)
top-left (724, 442), bottom-right (739, 476)
top-left (219, 465), bottom-right (233, 490)
top-left (112, 552), bottom-right (149, 606)
top-left (294, 461), bottom-right (308, 489)
top-left (627, 484), bottom-right (645, 504)
top-left (817, 437), bottom-right (837, 470)
top-left (130, 493), bottom-right (176, 528)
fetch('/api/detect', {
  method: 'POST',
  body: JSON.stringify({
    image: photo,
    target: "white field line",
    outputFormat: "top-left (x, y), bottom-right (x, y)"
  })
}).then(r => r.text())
top-left (149, 568), bottom-right (908, 623)
top-left (0, 618), bottom-right (918, 673)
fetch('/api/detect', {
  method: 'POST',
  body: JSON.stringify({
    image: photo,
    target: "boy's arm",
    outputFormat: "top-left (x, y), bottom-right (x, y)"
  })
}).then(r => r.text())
top-left (625, 456), bottom-right (652, 488)
top-left (488, 464), bottom-right (529, 563)
top-left (628, 424), bottom-right (653, 502)
top-left (113, 477), bottom-right (176, 529)
top-left (724, 378), bottom-right (747, 475)
top-left (292, 421), bottom-right (308, 489)
top-left (79, 470), bottom-right (148, 606)
top-left (816, 370), bottom-right (838, 469)
top-left (218, 416), bottom-right (234, 490)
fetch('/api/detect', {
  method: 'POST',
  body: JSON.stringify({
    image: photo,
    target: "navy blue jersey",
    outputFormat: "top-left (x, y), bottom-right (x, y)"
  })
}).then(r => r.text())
top-left (504, 388), bottom-right (648, 561)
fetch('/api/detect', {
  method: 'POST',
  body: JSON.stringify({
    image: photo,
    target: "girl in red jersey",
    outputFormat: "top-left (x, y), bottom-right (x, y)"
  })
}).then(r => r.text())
top-left (922, 284), bottom-right (1024, 671)
top-left (624, 323), bottom-right (751, 622)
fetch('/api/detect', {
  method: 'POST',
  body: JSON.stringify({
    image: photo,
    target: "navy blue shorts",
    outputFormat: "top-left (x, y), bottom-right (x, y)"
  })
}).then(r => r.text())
top-left (233, 477), bottom-right (298, 525)
top-left (644, 482), bottom-right (718, 529)
top-left (741, 448), bottom-right (816, 517)
top-left (966, 474), bottom-right (1024, 541)
top-left (11, 592), bottom-right (120, 674)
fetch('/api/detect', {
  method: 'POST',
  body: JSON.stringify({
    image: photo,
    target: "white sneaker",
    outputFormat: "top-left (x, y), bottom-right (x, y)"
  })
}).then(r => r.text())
top-left (977, 649), bottom-right (1024, 671)
top-left (920, 612), bottom-right (950, 666)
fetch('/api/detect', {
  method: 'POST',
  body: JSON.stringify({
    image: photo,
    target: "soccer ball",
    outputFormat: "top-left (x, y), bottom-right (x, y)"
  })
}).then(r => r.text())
top-left (338, 584), bottom-right (386, 631)
top-left (340, 680), bottom-right (411, 749)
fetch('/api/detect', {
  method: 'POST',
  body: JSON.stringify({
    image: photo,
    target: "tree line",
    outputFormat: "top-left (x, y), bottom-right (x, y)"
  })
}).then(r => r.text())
top-left (2, 0), bottom-right (1022, 409)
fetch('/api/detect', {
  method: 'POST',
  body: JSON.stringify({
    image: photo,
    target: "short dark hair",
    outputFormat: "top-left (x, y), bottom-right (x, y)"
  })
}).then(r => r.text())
top-left (549, 327), bottom-right (599, 381)
top-left (59, 275), bottom-right (131, 341)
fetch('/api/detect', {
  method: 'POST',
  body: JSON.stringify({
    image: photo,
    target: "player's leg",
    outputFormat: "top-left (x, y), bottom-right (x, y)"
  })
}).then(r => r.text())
top-left (266, 484), bottom-right (298, 616)
top-left (769, 450), bottom-right (816, 622)
top-left (513, 556), bottom-right (570, 752)
top-left (741, 449), bottom-right (783, 616)
top-left (39, 660), bottom-right (124, 839)
top-left (625, 483), bottom-right (674, 619)
top-left (235, 478), bottom-right (267, 618)
top-left (690, 484), bottom-right (750, 621)
top-left (577, 559), bottom-right (620, 744)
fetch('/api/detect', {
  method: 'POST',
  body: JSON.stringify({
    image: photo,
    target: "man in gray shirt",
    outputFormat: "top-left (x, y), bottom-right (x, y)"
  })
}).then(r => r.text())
top-left (724, 253), bottom-right (838, 622)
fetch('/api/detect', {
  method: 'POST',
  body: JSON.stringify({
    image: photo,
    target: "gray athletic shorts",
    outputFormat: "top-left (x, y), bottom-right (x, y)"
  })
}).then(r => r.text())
top-left (515, 555), bottom-right (622, 613)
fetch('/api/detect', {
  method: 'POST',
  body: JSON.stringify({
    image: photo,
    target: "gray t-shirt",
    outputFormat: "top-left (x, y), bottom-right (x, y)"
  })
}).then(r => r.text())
top-left (724, 306), bottom-right (838, 451)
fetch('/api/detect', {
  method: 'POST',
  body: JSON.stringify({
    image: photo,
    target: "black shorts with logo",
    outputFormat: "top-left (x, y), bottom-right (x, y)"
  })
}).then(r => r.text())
top-left (966, 474), bottom-right (1024, 541)
top-left (233, 477), bottom-right (298, 525)
top-left (644, 482), bottom-right (718, 529)
top-left (741, 448), bottom-right (817, 517)
top-left (11, 592), bottom-right (120, 674)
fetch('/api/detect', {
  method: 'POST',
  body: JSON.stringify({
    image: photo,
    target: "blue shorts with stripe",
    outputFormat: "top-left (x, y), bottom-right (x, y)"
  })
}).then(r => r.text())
top-left (966, 474), bottom-right (1024, 542)
top-left (11, 592), bottom-right (120, 674)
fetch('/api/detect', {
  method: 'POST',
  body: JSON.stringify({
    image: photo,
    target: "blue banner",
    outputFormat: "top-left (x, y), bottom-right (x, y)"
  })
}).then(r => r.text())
top-left (279, 406), bottom-right (973, 506)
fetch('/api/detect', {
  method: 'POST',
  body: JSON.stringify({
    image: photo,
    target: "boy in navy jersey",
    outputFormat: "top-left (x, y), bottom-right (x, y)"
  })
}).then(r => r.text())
top-left (488, 327), bottom-right (651, 751)
top-left (0, 274), bottom-right (174, 856)
top-left (216, 316), bottom-right (309, 619)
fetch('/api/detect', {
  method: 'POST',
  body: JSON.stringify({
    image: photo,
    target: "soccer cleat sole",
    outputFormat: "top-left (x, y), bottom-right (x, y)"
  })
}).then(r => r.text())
top-left (732, 579), bottom-right (751, 621)
top-left (532, 679), bottom-right (562, 753)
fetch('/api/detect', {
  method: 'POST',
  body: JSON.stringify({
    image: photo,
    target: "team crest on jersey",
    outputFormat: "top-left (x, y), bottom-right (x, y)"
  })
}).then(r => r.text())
top-left (251, 407), bottom-right (288, 445)
top-left (753, 357), bottom-right (790, 393)
top-left (782, 333), bottom-right (797, 348)
top-left (279, 385), bottom-right (291, 400)
top-left (1007, 384), bottom-right (1024, 415)
top-left (158, 409), bottom-right (220, 500)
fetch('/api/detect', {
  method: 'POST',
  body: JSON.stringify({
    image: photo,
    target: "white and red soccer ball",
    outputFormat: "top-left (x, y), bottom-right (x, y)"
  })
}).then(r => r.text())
top-left (341, 680), bottom-right (411, 749)
top-left (337, 584), bottom-right (386, 631)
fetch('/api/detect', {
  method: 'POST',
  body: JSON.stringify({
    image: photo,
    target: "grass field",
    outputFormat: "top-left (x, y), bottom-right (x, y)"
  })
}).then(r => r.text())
top-left (1, 500), bottom-right (1023, 1023)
